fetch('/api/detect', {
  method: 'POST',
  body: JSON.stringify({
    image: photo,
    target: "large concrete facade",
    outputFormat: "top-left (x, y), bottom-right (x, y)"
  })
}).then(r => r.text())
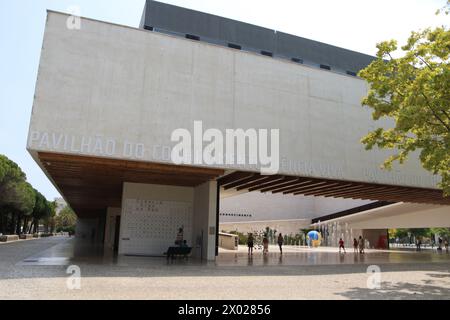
top-left (28, 12), bottom-right (439, 189)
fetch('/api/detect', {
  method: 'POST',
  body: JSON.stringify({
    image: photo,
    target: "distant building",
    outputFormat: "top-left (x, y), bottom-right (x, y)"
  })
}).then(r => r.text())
top-left (54, 197), bottom-right (67, 216)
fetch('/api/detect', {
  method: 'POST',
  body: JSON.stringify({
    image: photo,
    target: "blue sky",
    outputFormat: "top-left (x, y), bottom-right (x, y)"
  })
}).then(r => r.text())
top-left (0, 0), bottom-right (447, 200)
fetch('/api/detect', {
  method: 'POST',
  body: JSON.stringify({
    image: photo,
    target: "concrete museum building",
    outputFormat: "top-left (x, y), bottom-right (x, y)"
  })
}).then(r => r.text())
top-left (27, 1), bottom-right (450, 260)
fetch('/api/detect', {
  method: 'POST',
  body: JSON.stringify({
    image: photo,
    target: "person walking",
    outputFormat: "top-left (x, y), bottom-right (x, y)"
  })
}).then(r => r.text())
top-left (339, 238), bottom-right (346, 254)
top-left (278, 233), bottom-right (284, 255)
top-left (353, 238), bottom-right (358, 253)
top-left (445, 239), bottom-right (449, 252)
top-left (263, 234), bottom-right (269, 255)
top-left (247, 233), bottom-right (254, 256)
top-left (358, 236), bottom-right (365, 254)
top-left (438, 237), bottom-right (443, 251)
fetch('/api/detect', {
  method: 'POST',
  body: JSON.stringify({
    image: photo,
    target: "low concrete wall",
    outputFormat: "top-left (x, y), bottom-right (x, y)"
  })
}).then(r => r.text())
top-left (0, 235), bottom-right (20, 242)
top-left (219, 232), bottom-right (238, 250)
top-left (19, 234), bottom-right (34, 240)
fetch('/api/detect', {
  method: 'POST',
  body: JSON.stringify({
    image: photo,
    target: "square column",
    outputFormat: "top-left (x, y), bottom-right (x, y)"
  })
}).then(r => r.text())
top-left (193, 180), bottom-right (218, 261)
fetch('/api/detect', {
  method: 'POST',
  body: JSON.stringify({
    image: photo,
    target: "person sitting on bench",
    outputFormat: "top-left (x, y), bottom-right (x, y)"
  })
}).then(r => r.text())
top-left (166, 242), bottom-right (191, 260)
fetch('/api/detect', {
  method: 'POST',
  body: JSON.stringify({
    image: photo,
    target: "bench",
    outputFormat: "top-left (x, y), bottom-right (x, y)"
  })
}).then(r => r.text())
top-left (166, 246), bottom-right (192, 260)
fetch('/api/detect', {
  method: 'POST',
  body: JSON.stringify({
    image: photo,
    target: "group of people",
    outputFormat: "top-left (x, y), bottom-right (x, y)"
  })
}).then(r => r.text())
top-left (247, 232), bottom-right (367, 256)
top-left (338, 236), bottom-right (365, 254)
top-left (414, 237), bottom-right (448, 252)
top-left (247, 232), bottom-right (285, 256)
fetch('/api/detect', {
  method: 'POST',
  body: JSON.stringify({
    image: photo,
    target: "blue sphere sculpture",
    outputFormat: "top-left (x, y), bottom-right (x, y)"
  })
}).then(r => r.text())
top-left (307, 230), bottom-right (322, 247)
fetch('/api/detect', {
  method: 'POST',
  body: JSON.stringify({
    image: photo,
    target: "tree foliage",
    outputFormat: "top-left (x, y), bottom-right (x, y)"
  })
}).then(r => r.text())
top-left (0, 154), bottom-right (27, 200)
top-left (0, 156), bottom-right (36, 234)
top-left (0, 154), bottom-right (55, 235)
top-left (390, 228), bottom-right (450, 241)
top-left (359, 12), bottom-right (450, 195)
top-left (55, 205), bottom-right (77, 232)
top-left (431, 227), bottom-right (450, 238)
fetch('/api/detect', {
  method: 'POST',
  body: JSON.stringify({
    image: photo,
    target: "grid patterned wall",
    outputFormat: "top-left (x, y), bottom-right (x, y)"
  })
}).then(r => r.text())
top-left (120, 198), bottom-right (193, 255)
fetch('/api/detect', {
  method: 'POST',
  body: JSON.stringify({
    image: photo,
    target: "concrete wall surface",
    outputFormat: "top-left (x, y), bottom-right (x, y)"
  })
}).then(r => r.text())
top-left (220, 219), bottom-right (312, 236)
top-left (220, 191), bottom-right (372, 222)
top-left (28, 12), bottom-right (440, 190)
top-left (218, 232), bottom-right (238, 250)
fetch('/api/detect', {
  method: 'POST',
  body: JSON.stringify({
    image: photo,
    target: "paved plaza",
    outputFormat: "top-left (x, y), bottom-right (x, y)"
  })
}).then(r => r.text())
top-left (1, 236), bottom-right (450, 300)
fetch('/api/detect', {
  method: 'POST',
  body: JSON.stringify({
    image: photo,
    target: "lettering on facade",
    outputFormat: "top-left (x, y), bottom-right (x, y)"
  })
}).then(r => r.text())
top-left (28, 130), bottom-right (438, 188)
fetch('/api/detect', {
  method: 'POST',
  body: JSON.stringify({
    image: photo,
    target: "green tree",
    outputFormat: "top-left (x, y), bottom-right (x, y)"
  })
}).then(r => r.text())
top-left (359, 7), bottom-right (450, 195)
top-left (55, 206), bottom-right (77, 234)
top-left (392, 228), bottom-right (410, 240)
top-left (43, 201), bottom-right (57, 234)
top-left (431, 227), bottom-right (450, 238)
top-left (409, 228), bottom-right (430, 239)
top-left (0, 155), bottom-right (35, 234)
top-left (28, 190), bottom-right (48, 234)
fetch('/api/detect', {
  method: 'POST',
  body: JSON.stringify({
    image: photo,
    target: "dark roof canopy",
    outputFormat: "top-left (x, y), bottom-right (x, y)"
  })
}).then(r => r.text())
top-left (140, 0), bottom-right (376, 74)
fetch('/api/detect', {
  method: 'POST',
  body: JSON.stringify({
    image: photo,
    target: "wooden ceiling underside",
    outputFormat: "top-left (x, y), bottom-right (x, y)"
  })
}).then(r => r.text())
top-left (38, 152), bottom-right (449, 218)
top-left (217, 171), bottom-right (450, 205)
top-left (38, 152), bottom-right (224, 218)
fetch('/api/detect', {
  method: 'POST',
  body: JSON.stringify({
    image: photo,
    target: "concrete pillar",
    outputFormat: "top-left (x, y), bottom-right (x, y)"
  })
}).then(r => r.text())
top-left (193, 180), bottom-right (218, 261)
top-left (75, 217), bottom-right (104, 243)
top-left (104, 207), bottom-right (121, 250)
top-left (362, 229), bottom-right (389, 249)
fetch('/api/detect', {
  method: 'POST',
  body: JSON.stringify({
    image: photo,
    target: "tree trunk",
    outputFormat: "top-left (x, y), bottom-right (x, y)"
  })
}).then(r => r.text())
top-left (33, 219), bottom-right (38, 234)
top-left (1, 212), bottom-right (8, 235)
top-left (9, 213), bottom-right (16, 235)
top-left (15, 214), bottom-right (22, 235)
top-left (22, 217), bottom-right (29, 234)
top-left (28, 220), bottom-right (34, 234)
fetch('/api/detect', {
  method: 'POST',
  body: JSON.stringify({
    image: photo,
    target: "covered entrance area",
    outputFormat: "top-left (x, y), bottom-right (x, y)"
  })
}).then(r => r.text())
top-left (216, 171), bottom-right (449, 256)
top-left (217, 171), bottom-right (449, 205)
top-left (36, 152), bottom-right (224, 260)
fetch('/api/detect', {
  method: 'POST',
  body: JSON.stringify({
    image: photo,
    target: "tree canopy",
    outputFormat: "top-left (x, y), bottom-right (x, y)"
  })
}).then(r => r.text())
top-left (55, 206), bottom-right (77, 234)
top-left (0, 155), bottom-right (35, 216)
top-left (0, 154), bottom-right (56, 235)
top-left (359, 7), bottom-right (450, 195)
